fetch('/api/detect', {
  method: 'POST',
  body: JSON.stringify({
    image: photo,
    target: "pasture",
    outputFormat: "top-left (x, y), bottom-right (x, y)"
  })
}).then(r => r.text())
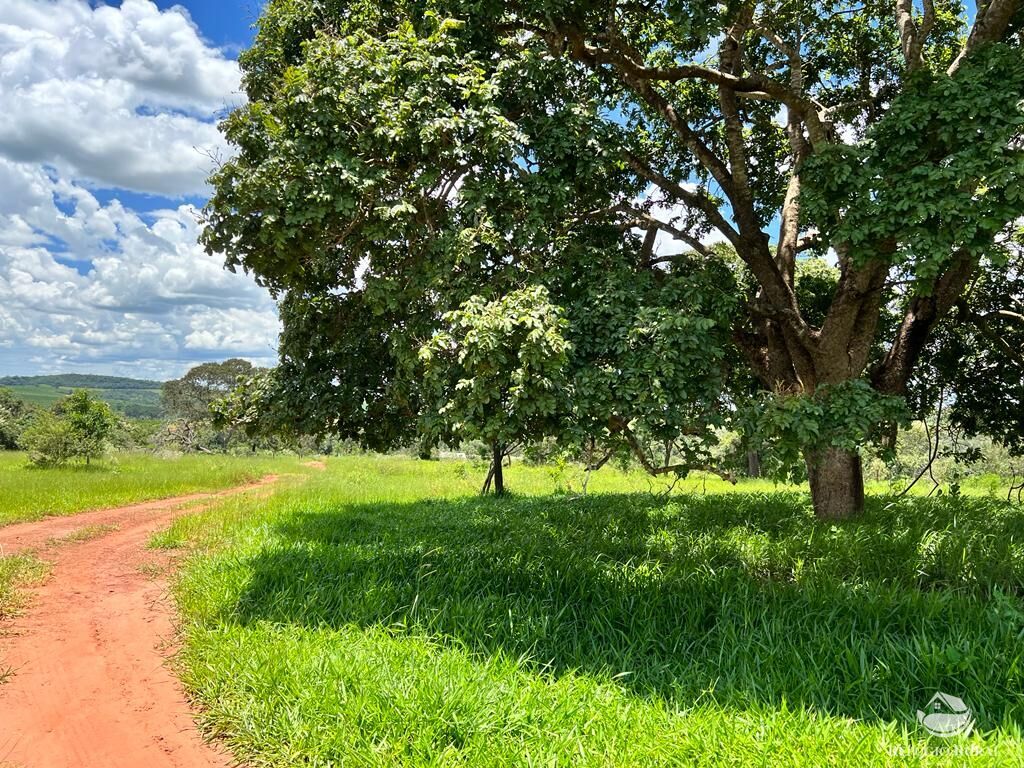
top-left (0, 452), bottom-right (305, 526)
top-left (152, 455), bottom-right (1024, 766)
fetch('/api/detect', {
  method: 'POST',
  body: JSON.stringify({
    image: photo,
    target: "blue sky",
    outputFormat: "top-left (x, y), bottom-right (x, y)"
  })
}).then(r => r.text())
top-left (150, 0), bottom-right (260, 52)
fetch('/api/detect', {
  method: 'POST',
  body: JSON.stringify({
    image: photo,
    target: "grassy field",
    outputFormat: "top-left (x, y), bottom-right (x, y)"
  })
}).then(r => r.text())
top-left (0, 452), bottom-right (307, 526)
top-left (158, 455), bottom-right (1024, 766)
top-left (1, 383), bottom-right (162, 417)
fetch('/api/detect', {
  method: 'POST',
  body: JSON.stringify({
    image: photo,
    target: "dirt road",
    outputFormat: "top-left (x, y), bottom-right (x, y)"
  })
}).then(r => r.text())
top-left (0, 477), bottom-right (278, 768)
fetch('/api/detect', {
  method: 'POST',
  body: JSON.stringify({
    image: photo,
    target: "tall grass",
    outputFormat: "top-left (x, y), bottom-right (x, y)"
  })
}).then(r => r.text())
top-left (0, 452), bottom-right (306, 526)
top-left (163, 456), bottom-right (1024, 766)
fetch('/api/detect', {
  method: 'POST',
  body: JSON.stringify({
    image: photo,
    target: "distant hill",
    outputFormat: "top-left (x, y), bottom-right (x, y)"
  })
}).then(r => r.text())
top-left (0, 374), bottom-right (164, 418)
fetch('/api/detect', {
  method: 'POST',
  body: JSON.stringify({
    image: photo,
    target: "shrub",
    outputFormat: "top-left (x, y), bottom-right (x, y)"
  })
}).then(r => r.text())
top-left (19, 411), bottom-right (80, 467)
top-left (19, 390), bottom-right (118, 467)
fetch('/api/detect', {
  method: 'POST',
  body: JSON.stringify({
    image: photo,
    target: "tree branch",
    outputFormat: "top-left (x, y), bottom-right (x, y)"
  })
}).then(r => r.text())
top-left (948, 0), bottom-right (1021, 75)
top-left (616, 419), bottom-right (735, 483)
top-left (624, 152), bottom-right (741, 246)
top-left (872, 249), bottom-right (980, 394)
top-left (896, 0), bottom-right (926, 72)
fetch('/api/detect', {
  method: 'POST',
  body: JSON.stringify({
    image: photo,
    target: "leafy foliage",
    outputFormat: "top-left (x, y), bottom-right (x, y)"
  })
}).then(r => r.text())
top-left (0, 388), bottom-right (33, 450)
top-left (203, 0), bottom-right (1024, 515)
top-left (915, 240), bottom-right (1024, 455)
top-left (420, 286), bottom-right (570, 450)
top-left (18, 412), bottom-right (79, 468)
top-left (19, 390), bottom-right (118, 467)
top-left (741, 380), bottom-right (909, 481)
top-left (802, 44), bottom-right (1024, 282)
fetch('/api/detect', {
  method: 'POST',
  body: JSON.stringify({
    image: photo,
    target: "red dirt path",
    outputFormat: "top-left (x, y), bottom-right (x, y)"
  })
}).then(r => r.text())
top-left (0, 476), bottom-right (280, 768)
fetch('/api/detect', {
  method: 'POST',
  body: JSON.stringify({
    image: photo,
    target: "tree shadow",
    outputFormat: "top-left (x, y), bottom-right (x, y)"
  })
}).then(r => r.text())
top-left (224, 490), bottom-right (1024, 729)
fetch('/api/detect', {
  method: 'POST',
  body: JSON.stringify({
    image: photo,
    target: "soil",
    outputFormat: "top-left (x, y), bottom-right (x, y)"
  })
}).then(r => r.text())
top-left (0, 477), bottom-right (279, 767)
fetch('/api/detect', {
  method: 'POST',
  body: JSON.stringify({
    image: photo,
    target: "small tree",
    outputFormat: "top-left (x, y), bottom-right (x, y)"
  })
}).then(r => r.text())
top-left (420, 287), bottom-right (571, 494)
top-left (19, 412), bottom-right (78, 467)
top-left (56, 390), bottom-right (118, 465)
top-left (20, 390), bottom-right (117, 466)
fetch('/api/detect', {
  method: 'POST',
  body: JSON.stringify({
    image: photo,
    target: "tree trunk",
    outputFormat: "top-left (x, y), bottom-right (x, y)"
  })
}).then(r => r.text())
top-left (746, 450), bottom-right (761, 478)
top-left (491, 441), bottom-right (505, 496)
top-left (805, 447), bottom-right (865, 520)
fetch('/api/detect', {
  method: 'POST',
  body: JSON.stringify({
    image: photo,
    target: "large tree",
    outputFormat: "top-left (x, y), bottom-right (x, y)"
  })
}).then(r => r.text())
top-left (204, 0), bottom-right (1023, 518)
top-left (162, 359), bottom-right (256, 451)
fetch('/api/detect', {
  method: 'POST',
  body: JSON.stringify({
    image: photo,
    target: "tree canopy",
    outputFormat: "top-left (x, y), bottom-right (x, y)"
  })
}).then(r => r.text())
top-left (204, 0), bottom-right (1023, 516)
top-left (162, 359), bottom-right (258, 452)
top-left (20, 389), bottom-right (118, 467)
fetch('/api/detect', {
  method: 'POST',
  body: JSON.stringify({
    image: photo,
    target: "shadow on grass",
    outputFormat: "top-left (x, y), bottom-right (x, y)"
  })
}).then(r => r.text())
top-left (227, 490), bottom-right (1024, 729)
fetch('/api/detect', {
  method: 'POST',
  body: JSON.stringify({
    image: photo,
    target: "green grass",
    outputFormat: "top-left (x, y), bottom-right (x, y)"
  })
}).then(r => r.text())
top-left (0, 452), bottom-right (308, 526)
top-left (160, 455), bottom-right (1024, 766)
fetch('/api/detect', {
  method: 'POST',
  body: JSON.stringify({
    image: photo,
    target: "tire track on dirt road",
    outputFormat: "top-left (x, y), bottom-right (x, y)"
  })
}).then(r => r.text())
top-left (0, 474), bottom-right (284, 768)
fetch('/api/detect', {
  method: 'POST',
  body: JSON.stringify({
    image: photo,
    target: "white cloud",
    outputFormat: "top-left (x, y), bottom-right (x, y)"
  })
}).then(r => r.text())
top-left (0, 1), bottom-right (276, 380)
top-left (0, 158), bottom-right (279, 379)
top-left (0, 0), bottom-right (242, 196)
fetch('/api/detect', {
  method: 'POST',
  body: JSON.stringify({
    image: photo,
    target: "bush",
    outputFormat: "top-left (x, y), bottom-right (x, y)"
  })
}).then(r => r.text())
top-left (19, 390), bottom-right (118, 467)
top-left (0, 388), bottom-right (32, 450)
top-left (19, 412), bottom-right (81, 467)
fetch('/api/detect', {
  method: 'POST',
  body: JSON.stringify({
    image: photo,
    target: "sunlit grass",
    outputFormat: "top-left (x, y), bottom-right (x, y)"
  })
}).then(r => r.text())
top-left (0, 451), bottom-right (308, 526)
top-left (162, 455), bottom-right (1024, 766)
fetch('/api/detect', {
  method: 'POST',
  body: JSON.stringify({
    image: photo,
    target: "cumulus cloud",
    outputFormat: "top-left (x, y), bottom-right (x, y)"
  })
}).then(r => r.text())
top-left (0, 158), bottom-right (279, 378)
top-left (0, 2), bottom-right (277, 380)
top-left (0, 0), bottom-right (242, 196)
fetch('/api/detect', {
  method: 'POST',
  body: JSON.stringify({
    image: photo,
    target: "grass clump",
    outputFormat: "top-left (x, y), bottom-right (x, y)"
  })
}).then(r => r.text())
top-left (0, 553), bottom-right (49, 620)
top-left (45, 523), bottom-right (120, 546)
top-left (168, 455), bottom-right (1024, 766)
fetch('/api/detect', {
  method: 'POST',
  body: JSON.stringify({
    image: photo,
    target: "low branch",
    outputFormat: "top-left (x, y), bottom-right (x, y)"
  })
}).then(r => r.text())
top-left (614, 419), bottom-right (736, 484)
top-left (585, 448), bottom-right (616, 472)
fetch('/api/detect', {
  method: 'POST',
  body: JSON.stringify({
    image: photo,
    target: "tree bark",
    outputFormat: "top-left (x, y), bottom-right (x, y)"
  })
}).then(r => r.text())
top-left (746, 450), bottom-right (761, 478)
top-left (491, 441), bottom-right (505, 496)
top-left (805, 447), bottom-right (865, 519)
